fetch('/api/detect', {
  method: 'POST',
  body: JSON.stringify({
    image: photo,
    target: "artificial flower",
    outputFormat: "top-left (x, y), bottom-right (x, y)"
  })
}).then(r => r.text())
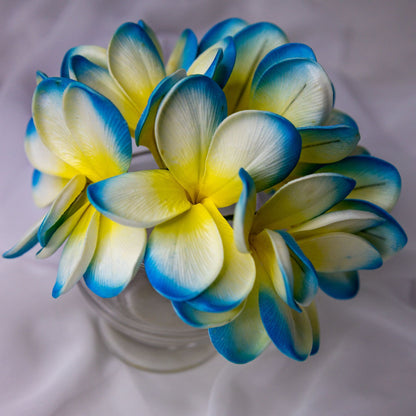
top-left (87, 75), bottom-right (302, 313)
top-left (192, 19), bottom-right (360, 173)
top-left (247, 46), bottom-right (362, 174)
top-left (3, 78), bottom-right (146, 298)
top-left (135, 19), bottom-right (360, 176)
top-left (205, 164), bottom-right (405, 363)
top-left (3, 17), bottom-right (407, 369)
top-left (136, 19), bottom-right (290, 163)
top-left (61, 20), bottom-right (236, 165)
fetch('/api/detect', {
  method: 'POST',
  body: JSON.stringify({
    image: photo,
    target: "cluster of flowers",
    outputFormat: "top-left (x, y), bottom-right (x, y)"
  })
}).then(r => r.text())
top-left (4, 18), bottom-right (406, 364)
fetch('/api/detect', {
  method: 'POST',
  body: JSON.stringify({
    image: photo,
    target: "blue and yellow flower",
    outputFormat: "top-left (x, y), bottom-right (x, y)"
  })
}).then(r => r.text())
top-left (140, 19), bottom-right (359, 176)
top-left (87, 75), bottom-right (302, 314)
top-left (247, 46), bottom-right (362, 174)
top-left (3, 78), bottom-right (146, 298)
top-left (61, 20), bottom-right (237, 165)
top-left (62, 18), bottom-right (359, 174)
top-left (194, 164), bottom-right (405, 363)
top-left (3, 17), bottom-right (407, 368)
top-left (136, 19), bottom-right (291, 164)
top-left (197, 19), bottom-right (360, 171)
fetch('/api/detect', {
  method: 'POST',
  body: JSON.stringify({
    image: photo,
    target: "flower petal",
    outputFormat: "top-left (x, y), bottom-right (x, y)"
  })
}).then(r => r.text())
top-left (36, 202), bottom-right (89, 259)
top-left (155, 75), bottom-right (227, 199)
top-left (200, 111), bottom-right (301, 207)
top-left (357, 225), bottom-right (407, 260)
top-left (84, 216), bottom-right (146, 298)
top-left (233, 168), bottom-right (256, 253)
top-left (61, 45), bottom-right (107, 78)
top-left (32, 170), bottom-right (69, 208)
top-left (252, 173), bottom-right (356, 233)
top-left (188, 48), bottom-right (223, 77)
top-left (317, 271), bottom-right (360, 300)
top-left (36, 71), bottom-right (48, 84)
top-left (350, 145), bottom-right (371, 156)
top-left (252, 230), bottom-right (299, 311)
top-left (316, 155), bottom-right (402, 212)
top-left (135, 69), bottom-right (187, 166)
top-left (250, 59), bottom-right (334, 127)
top-left (329, 199), bottom-right (407, 260)
top-left (298, 110), bottom-right (360, 163)
top-left (3, 217), bottom-right (43, 259)
top-left (258, 267), bottom-right (313, 361)
top-left (289, 209), bottom-right (384, 240)
top-left (145, 204), bottom-right (223, 301)
top-left (108, 22), bottom-right (165, 112)
top-left (52, 206), bottom-right (99, 298)
top-left (208, 283), bottom-right (271, 364)
top-left (297, 232), bottom-right (382, 272)
top-left (208, 37), bottom-right (236, 88)
top-left (87, 170), bottom-right (191, 228)
top-left (254, 229), bottom-right (319, 310)
top-left (25, 118), bottom-right (79, 179)
top-left (137, 20), bottom-right (164, 61)
top-left (186, 199), bottom-right (256, 312)
top-left (38, 174), bottom-right (87, 246)
top-left (188, 37), bottom-right (236, 88)
top-left (33, 78), bottom-right (131, 182)
top-left (252, 43), bottom-right (317, 93)
top-left (223, 22), bottom-right (288, 112)
top-left (166, 29), bottom-right (198, 74)
top-left (198, 18), bottom-right (248, 53)
top-left (279, 231), bottom-right (318, 307)
top-left (282, 161), bottom-right (321, 183)
top-left (172, 299), bottom-right (245, 328)
top-left (32, 77), bottom-right (74, 163)
top-left (70, 55), bottom-right (139, 132)
top-left (62, 83), bottom-right (132, 181)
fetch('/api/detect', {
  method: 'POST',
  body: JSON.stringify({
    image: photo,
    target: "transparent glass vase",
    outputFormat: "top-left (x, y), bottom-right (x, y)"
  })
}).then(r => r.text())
top-left (78, 148), bottom-right (216, 372)
top-left (78, 266), bottom-right (216, 373)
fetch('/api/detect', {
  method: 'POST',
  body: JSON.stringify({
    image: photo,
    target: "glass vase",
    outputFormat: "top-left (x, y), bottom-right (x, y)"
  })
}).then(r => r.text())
top-left (78, 266), bottom-right (216, 373)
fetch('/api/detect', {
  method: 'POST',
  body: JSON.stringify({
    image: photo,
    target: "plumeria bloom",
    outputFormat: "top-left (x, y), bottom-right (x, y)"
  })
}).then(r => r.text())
top-left (311, 154), bottom-right (407, 296)
top-left (3, 78), bottom-right (146, 298)
top-left (189, 165), bottom-right (404, 364)
top-left (136, 19), bottom-right (360, 177)
top-left (135, 19), bottom-right (290, 163)
top-left (170, 150), bottom-right (406, 363)
top-left (194, 19), bottom-right (361, 173)
top-left (61, 20), bottom-right (236, 166)
top-left (64, 18), bottom-right (357, 174)
top-left (248, 46), bottom-right (362, 175)
top-left (88, 75), bottom-right (302, 315)
top-left (199, 18), bottom-right (289, 113)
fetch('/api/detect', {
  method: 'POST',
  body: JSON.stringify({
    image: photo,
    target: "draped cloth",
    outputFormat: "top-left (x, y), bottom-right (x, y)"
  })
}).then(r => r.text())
top-left (0, 0), bottom-right (415, 414)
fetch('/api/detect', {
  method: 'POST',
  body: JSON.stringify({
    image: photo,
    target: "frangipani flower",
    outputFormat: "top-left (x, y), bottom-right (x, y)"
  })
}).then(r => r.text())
top-left (315, 155), bottom-right (402, 213)
top-left (248, 47), bottom-right (362, 171)
top-left (61, 20), bottom-right (236, 164)
top-left (199, 165), bottom-right (405, 363)
top-left (137, 19), bottom-right (359, 176)
top-left (88, 75), bottom-right (302, 313)
top-left (269, 152), bottom-right (404, 298)
top-left (3, 78), bottom-right (146, 298)
top-left (196, 19), bottom-right (361, 170)
top-left (135, 19), bottom-right (289, 161)
top-left (61, 21), bottom-right (169, 135)
top-left (2, 16), bottom-right (408, 370)
top-left (207, 20), bottom-right (288, 113)
top-left (180, 169), bottom-right (381, 363)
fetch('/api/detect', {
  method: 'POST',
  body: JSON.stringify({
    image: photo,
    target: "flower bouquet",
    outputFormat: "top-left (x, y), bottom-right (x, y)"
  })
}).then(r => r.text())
top-left (4, 18), bottom-right (406, 366)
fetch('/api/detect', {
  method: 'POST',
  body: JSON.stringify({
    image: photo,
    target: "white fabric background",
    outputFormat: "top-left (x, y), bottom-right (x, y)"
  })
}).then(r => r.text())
top-left (0, 0), bottom-right (415, 415)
